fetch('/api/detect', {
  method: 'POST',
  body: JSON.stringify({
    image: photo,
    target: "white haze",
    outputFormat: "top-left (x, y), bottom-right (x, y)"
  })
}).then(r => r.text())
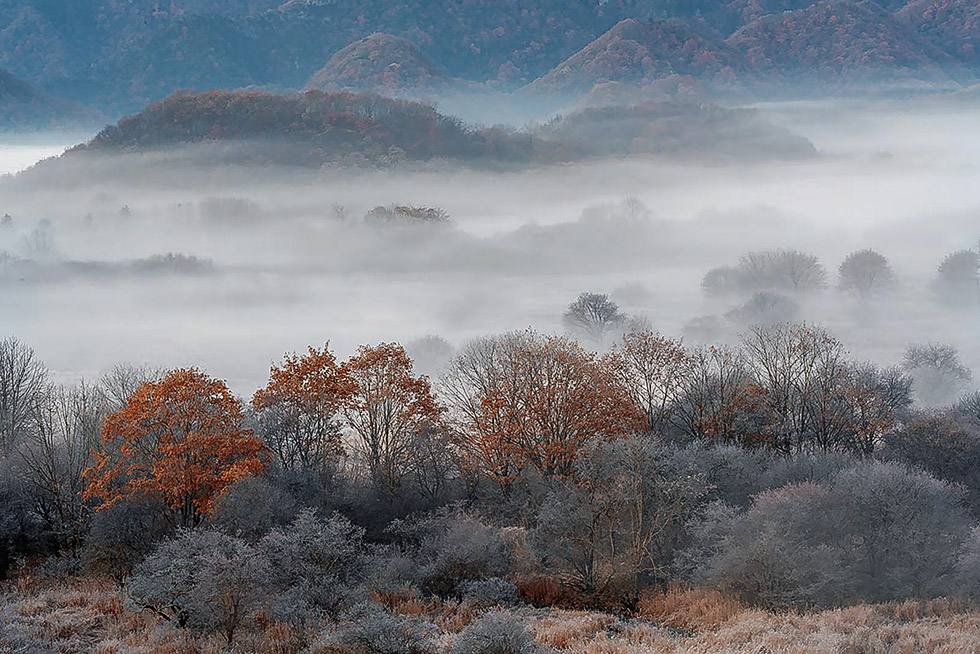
top-left (1, 99), bottom-right (978, 396)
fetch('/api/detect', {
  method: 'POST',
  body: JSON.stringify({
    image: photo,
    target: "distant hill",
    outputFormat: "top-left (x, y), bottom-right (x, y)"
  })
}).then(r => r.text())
top-left (0, 68), bottom-right (98, 130)
top-left (306, 34), bottom-right (456, 96)
top-left (526, 19), bottom-right (744, 94)
top-left (3, 1), bottom-right (979, 113)
top-left (55, 89), bottom-right (814, 172)
top-left (727, 0), bottom-right (964, 86)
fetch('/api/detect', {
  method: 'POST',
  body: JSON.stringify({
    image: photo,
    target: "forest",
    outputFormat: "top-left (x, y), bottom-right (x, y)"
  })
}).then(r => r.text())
top-left (2, 245), bottom-right (980, 651)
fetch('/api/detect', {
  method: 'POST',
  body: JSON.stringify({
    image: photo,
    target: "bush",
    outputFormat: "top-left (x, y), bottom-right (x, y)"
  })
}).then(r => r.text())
top-left (683, 462), bottom-right (971, 606)
top-left (459, 578), bottom-right (520, 607)
top-left (259, 508), bottom-right (367, 624)
top-left (450, 610), bottom-right (541, 654)
top-left (401, 510), bottom-right (509, 597)
top-left (332, 603), bottom-right (437, 654)
top-left (127, 529), bottom-right (269, 644)
top-left (209, 476), bottom-right (297, 541)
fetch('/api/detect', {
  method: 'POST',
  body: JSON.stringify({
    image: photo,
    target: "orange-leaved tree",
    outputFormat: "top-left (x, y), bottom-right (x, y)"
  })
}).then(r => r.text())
top-left (443, 331), bottom-right (645, 484)
top-left (252, 343), bottom-right (356, 472)
top-left (83, 368), bottom-right (268, 528)
top-left (342, 343), bottom-right (442, 491)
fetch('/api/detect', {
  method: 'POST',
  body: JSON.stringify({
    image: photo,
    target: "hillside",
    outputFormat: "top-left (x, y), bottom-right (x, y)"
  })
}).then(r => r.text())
top-left (305, 33), bottom-right (455, 96)
top-left (897, 0), bottom-right (980, 67)
top-left (2, 1), bottom-right (980, 113)
top-left (526, 18), bottom-right (744, 94)
top-left (727, 0), bottom-right (963, 86)
top-left (48, 89), bottom-right (814, 174)
top-left (0, 67), bottom-right (98, 130)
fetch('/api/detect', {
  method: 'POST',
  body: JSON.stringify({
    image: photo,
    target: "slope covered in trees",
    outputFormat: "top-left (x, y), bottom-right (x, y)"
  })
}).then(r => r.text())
top-left (526, 18), bottom-right (744, 94)
top-left (60, 90), bottom-right (815, 169)
top-left (726, 0), bottom-right (964, 85)
top-left (0, 68), bottom-right (97, 130)
top-left (305, 33), bottom-right (456, 96)
top-left (1, 0), bottom-right (980, 112)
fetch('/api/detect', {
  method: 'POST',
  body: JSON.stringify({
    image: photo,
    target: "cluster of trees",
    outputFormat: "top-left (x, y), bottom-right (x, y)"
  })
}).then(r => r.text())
top-left (700, 246), bottom-right (979, 320)
top-left (2, 321), bottom-right (980, 645)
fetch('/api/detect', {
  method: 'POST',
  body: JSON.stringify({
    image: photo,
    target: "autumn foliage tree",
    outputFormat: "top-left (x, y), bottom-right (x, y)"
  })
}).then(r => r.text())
top-left (342, 343), bottom-right (442, 492)
top-left (442, 331), bottom-right (644, 484)
top-left (83, 368), bottom-right (268, 528)
top-left (252, 343), bottom-right (356, 473)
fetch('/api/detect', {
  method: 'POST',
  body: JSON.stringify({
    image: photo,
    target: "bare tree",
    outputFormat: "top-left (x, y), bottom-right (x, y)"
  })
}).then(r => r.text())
top-left (838, 249), bottom-right (895, 299)
top-left (0, 337), bottom-right (48, 453)
top-left (97, 362), bottom-right (162, 410)
top-left (19, 382), bottom-right (105, 548)
top-left (562, 292), bottom-right (625, 347)
top-left (903, 343), bottom-right (974, 407)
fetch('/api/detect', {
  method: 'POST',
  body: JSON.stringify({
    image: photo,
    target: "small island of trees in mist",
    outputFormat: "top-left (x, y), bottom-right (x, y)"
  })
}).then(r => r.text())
top-left (2, 243), bottom-right (980, 650)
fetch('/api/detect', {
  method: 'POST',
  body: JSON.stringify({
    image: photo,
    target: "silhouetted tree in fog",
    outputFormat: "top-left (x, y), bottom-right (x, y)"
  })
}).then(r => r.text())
top-left (934, 249), bottom-right (980, 308)
top-left (838, 249), bottom-right (895, 299)
top-left (562, 292), bottom-right (626, 347)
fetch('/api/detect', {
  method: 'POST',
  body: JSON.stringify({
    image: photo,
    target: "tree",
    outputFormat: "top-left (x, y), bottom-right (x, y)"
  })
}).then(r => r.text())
top-left (83, 368), bottom-right (268, 528)
top-left (934, 249), bottom-right (979, 308)
top-left (838, 249), bottom-right (894, 299)
top-left (534, 439), bottom-right (708, 600)
top-left (252, 343), bottom-right (356, 473)
top-left (605, 331), bottom-right (691, 433)
top-left (0, 337), bottom-right (48, 453)
top-left (562, 292), bottom-right (625, 347)
top-left (442, 332), bottom-right (643, 484)
top-left (736, 250), bottom-right (828, 294)
top-left (343, 343), bottom-right (442, 492)
top-left (902, 343), bottom-right (974, 407)
top-left (18, 382), bottom-right (104, 549)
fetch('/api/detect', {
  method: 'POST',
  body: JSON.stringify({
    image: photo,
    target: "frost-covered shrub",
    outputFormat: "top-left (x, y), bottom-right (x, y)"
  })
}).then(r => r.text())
top-left (333, 603), bottom-right (437, 654)
top-left (683, 462), bottom-right (971, 606)
top-left (450, 610), bottom-right (541, 654)
top-left (209, 475), bottom-right (296, 540)
top-left (459, 577), bottom-right (520, 607)
top-left (259, 508), bottom-right (366, 624)
top-left (127, 529), bottom-right (269, 644)
top-left (408, 511), bottom-right (509, 596)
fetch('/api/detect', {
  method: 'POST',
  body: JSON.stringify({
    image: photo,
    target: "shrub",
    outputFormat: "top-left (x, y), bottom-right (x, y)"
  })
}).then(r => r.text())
top-left (259, 508), bottom-right (367, 624)
top-left (127, 528), bottom-right (269, 644)
top-left (332, 603), bottom-right (437, 654)
top-left (683, 462), bottom-right (971, 606)
top-left (450, 610), bottom-right (541, 654)
top-left (459, 578), bottom-right (520, 607)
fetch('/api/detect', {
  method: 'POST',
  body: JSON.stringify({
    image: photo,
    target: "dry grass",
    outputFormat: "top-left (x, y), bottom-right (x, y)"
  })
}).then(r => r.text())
top-left (637, 585), bottom-right (746, 633)
top-left (3, 574), bottom-right (980, 654)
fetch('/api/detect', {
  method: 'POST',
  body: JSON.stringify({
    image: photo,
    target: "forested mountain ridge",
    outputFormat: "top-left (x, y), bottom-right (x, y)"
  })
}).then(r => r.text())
top-left (0, 0), bottom-right (978, 115)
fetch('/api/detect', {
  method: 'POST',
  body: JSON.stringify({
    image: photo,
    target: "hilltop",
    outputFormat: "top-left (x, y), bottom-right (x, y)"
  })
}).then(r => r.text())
top-left (305, 34), bottom-right (456, 96)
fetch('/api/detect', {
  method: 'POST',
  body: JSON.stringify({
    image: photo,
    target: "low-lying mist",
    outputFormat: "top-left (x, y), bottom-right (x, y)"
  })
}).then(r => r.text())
top-left (1, 98), bottom-right (978, 397)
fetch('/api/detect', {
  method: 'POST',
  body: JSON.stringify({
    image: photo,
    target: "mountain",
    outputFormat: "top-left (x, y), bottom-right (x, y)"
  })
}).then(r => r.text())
top-left (526, 18), bottom-right (744, 94)
top-left (0, 67), bottom-right (98, 130)
top-left (2, 0), bottom-right (979, 113)
top-left (896, 0), bottom-right (980, 67)
top-left (306, 34), bottom-right (455, 96)
top-left (727, 0), bottom-right (965, 86)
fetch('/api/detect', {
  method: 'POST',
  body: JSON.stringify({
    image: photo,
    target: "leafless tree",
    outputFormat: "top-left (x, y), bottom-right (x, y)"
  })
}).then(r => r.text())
top-left (0, 337), bottom-right (48, 453)
top-left (562, 292), bottom-right (625, 347)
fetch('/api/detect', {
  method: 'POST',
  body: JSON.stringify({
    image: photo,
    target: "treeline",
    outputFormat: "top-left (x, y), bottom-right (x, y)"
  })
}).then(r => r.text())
top-left (2, 323), bottom-right (980, 647)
